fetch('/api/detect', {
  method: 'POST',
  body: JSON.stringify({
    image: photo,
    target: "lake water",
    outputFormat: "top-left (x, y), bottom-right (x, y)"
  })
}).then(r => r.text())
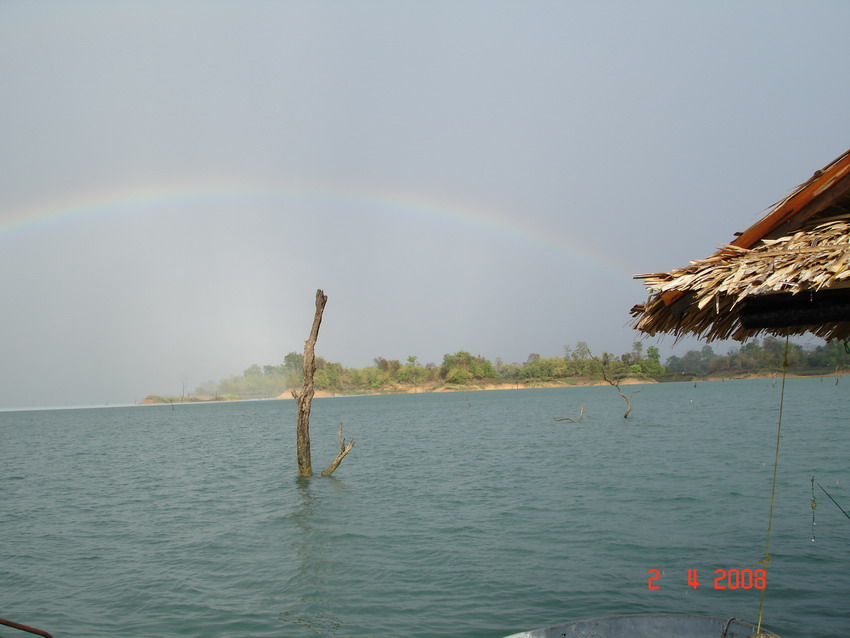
top-left (2, 378), bottom-right (848, 638)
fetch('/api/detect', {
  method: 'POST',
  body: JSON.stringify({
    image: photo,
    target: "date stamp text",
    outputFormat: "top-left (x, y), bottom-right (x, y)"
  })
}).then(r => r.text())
top-left (647, 568), bottom-right (766, 590)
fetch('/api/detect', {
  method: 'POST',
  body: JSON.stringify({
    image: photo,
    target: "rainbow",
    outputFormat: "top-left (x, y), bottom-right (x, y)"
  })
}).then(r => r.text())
top-left (0, 178), bottom-right (637, 280)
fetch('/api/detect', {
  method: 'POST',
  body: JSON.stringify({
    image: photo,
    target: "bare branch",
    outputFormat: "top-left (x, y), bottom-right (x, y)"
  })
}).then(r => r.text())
top-left (321, 423), bottom-right (356, 476)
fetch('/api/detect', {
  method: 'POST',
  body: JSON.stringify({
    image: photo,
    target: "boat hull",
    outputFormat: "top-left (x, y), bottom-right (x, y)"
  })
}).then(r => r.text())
top-left (504, 614), bottom-right (779, 638)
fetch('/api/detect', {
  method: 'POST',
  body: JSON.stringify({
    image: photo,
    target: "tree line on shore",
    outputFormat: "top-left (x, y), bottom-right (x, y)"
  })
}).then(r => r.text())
top-left (665, 337), bottom-right (850, 376)
top-left (164, 337), bottom-right (850, 402)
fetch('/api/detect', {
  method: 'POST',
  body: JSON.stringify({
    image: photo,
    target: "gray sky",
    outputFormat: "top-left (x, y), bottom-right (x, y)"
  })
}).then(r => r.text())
top-left (2, 1), bottom-right (849, 409)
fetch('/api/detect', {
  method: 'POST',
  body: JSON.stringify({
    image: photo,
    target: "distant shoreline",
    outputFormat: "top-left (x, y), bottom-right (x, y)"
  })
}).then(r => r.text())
top-left (138, 370), bottom-right (847, 404)
top-left (137, 378), bottom-right (651, 404)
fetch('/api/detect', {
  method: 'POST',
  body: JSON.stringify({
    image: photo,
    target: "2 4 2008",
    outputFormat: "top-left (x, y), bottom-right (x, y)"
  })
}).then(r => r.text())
top-left (647, 568), bottom-right (766, 590)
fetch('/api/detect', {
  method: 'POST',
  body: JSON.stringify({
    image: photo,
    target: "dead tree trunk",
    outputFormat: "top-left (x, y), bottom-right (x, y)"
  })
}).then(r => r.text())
top-left (291, 289), bottom-right (328, 477)
top-left (291, 289), bottom-right (355, 477)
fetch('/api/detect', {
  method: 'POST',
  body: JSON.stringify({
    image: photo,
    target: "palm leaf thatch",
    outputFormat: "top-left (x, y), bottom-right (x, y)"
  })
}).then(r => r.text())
top-left (631, 148), bottom-right (850, 342)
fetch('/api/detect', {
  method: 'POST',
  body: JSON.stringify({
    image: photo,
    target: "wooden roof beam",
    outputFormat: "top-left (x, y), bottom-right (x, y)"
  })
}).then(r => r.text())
top-left (732, 150), bottom-right (850, 249)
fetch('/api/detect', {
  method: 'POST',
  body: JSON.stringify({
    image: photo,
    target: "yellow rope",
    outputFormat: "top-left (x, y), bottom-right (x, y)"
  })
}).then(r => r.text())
top-left (755, 335), bottom-right (789, 635)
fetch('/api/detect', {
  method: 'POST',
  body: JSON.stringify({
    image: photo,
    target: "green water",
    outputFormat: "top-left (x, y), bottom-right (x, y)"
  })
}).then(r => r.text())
top-left (2, 378), bottom-right (848, 637)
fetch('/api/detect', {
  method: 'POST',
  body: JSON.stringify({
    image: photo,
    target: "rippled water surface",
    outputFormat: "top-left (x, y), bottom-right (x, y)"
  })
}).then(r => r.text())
top-left (2, 378), bottom-right (849, 637)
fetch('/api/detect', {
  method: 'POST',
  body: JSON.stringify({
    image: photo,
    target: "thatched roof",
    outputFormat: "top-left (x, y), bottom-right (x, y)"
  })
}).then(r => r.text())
top-left (631, 148), bottom-right (850, 342)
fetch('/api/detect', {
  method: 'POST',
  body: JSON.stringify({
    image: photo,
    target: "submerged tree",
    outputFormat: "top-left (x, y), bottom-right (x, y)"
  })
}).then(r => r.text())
top-left (593, 351), bottom-right (640, 418)
top-left (291, 289), bottom-right (355, 477)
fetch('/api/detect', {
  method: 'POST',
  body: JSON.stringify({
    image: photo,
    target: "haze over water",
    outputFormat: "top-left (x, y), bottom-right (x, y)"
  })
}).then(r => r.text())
top-left (2, 378), bottom-right (848, 637)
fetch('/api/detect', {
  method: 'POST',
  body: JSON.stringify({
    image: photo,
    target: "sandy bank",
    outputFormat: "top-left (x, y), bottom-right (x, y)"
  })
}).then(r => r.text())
top-left (274, 377), bottom-right (654, 400)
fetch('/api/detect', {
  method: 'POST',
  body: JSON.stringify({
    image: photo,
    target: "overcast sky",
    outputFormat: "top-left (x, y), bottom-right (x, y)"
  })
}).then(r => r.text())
top-left (2, 1), bottom-right (849, 409)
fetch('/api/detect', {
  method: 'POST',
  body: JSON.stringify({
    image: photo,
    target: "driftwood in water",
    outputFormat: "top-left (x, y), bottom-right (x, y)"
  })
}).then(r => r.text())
top-left (554, 404), bottom-right (586, 423)
top-left (321, 423), bottom-right (356, 476)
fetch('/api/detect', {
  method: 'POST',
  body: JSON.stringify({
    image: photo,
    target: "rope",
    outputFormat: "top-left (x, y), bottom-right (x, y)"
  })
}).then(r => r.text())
top-left (755, 335), bottom-right (789, 635)
top-left (811, 476), bottom-right (817, 542)
top-left (814, 478), bottom-right (850, 521)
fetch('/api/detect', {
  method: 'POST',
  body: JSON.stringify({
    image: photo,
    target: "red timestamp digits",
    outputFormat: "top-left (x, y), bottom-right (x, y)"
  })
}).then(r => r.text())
top-left (714, 568), bottom-right (766, 590)
top-left (647, 568), bottom-right (766, 590)
top-left (647, 568), bottom-right (661, 589)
